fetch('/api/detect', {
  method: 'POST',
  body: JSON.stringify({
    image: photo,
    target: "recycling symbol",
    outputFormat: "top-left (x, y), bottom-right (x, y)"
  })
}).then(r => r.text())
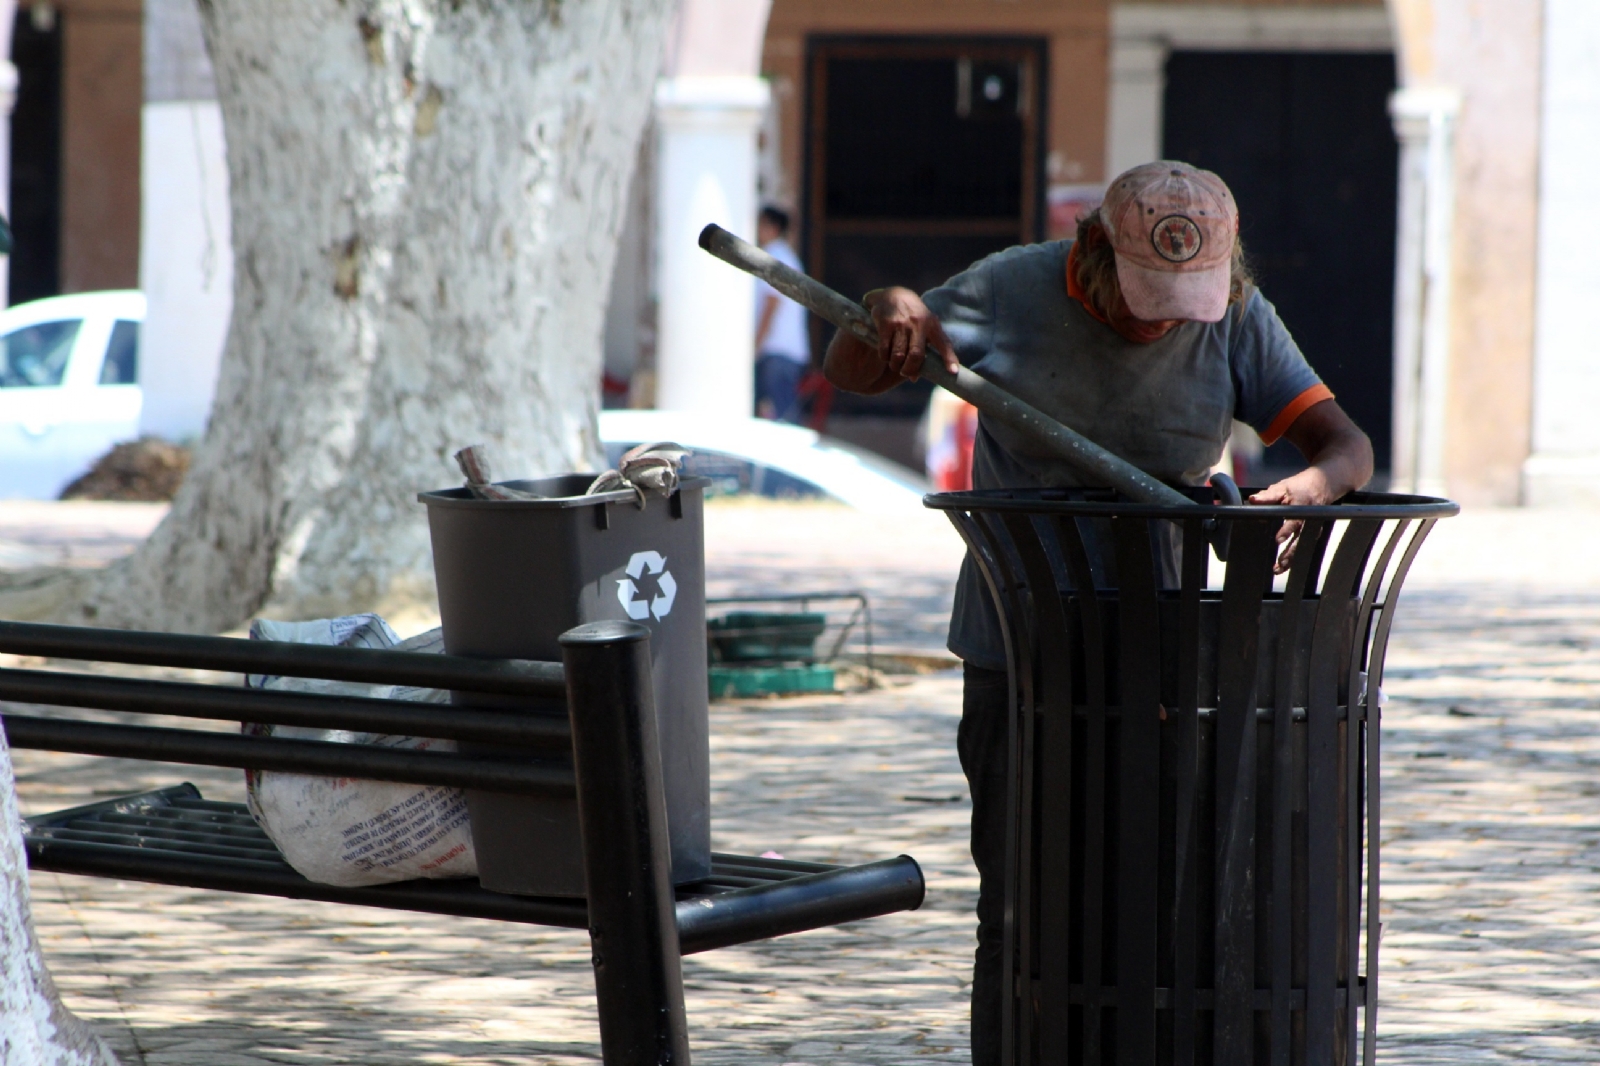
top-left (616, 550), bottom-right (676, 622)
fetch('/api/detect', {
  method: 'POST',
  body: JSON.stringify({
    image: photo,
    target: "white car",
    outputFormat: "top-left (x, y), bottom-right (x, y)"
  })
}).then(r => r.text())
top-left (599, 410), bottom-right (930, 515)
top-left (0, 291), bottom-right (144, 498)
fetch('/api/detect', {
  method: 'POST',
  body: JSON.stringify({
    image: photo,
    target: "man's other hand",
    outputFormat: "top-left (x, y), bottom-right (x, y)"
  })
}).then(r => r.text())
top-left (1249, 469), bottom-right (1336, 574)
top-left (866, 287), bottom-right (961, 381)
top-left (1245, 398), bottom-right (1374, 574)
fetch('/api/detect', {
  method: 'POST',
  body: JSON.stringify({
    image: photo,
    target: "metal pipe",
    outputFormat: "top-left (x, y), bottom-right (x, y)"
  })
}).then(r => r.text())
top-left (26, 835), bottom-right (927, 957)
top-left (0, 667), bottom-right (571, 749)
top-left (676, 855), bottom-right (924, 955)
top-left (698, 223), bottom-right (1195, 508)
top-left (24, 838), bottom-right (593, 929)
top-left (560, 621), bottom-right (690, 1066)
top-left (1, 715), bottom-right (575, 797)
top-left (0, 620), bottom-right (566, 699)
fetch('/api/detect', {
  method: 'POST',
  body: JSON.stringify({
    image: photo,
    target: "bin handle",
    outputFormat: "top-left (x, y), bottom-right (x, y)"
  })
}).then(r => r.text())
top-left (1206, 472), bottom-right (1242, 562)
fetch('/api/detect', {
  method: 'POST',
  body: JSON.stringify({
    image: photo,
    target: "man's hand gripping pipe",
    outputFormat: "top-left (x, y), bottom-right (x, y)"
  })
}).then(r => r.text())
top-left (698, 224), bottom-right (1195, 509)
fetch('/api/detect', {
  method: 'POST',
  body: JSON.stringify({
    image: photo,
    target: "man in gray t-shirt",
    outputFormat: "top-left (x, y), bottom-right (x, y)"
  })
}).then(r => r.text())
top-left (822, 161), bottom-right (1372, 1066)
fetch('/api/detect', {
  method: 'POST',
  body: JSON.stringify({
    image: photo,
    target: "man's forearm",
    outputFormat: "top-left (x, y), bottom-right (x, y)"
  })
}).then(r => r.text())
top-left (823, 330), bottom-right (901, 395)
top-left (1271, 399), bottom-right (1374, 503)
top-left (1306, 429), bottom-right (1375, 500)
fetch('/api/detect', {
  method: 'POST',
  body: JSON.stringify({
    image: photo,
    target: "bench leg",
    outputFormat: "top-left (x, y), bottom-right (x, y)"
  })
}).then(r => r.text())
top-left (561, 621), bottom-right (691, 1066)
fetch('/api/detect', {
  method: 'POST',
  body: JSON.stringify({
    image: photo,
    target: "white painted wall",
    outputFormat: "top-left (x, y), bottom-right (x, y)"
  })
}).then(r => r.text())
top-left (650, 0), bottom-right (772, 419)
top-left (1389, 87), bottom-right (1459, 497)
top-left (653, 76), bottom-right (768, 417)
top-left (0, 0), bottom-right (18, 306)
top-left (1524, 0), bottom-right (1600, 505)
top-left (138, 100), bottom-right (231, 442)
top-left (1107, 38), bottom-right (1164, 179)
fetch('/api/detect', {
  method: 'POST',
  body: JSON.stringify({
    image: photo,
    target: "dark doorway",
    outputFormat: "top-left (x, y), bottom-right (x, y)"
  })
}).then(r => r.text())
top-left (1163, 51), bottom-right (1398, 474)
top-left (9, 8), bottom-right (63, 305)
top-left (806, 37), bottom-right (1045, 464)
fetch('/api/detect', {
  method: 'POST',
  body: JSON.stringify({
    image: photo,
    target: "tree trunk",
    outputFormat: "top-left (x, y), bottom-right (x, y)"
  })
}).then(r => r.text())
top-left (64, 0), bottom-right (674, 632)
top-left (0, 732), bottom-right (120, 1064)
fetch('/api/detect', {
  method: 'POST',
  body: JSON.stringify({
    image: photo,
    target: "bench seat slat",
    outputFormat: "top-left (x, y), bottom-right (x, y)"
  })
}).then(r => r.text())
top-left (23, 785), bottom-right (926, 954)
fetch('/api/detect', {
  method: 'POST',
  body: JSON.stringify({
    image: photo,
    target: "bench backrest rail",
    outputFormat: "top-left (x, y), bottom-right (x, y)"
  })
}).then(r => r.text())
top-left (0, 619), bottom-right (566, 698)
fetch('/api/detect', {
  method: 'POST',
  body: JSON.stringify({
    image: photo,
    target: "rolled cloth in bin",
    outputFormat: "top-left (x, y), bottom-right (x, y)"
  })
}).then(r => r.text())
top-left (453, 442), bottom-right (690, 508)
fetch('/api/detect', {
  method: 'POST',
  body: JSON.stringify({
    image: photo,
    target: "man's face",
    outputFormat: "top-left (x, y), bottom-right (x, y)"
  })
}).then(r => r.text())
top-left (757, 218), bottom-right (780, 246)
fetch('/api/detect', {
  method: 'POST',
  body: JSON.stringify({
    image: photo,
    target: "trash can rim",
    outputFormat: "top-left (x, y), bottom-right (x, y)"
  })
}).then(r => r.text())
top-left (418, 475), bottom-right (713, 510)
top-left (921, 487), bottom-right (1458, 520)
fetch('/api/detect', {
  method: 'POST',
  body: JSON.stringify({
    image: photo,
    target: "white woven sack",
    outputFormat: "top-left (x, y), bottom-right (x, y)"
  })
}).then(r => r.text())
top-left (244, 615), bottom-right (478, 887)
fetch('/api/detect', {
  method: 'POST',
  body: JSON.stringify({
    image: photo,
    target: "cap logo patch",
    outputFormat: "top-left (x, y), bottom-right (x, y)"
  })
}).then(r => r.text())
top-left (1151, 215), bottom-right (1203, 263)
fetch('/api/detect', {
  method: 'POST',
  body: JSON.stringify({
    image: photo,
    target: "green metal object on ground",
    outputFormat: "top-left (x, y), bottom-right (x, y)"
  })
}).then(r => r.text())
top-left (708, 612), bottom-right (827, 663)
top-left (709, 663), bottom-right (835, 699)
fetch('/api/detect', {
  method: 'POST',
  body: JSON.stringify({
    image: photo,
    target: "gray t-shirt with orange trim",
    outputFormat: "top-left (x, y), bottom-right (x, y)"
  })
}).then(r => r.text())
top-left (923, 239), bottom-right (1324, 669)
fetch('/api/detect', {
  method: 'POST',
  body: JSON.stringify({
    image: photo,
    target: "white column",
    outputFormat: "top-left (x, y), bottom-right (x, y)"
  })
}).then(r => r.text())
top-left (139, 101), bottom-right (232, 441)
top-left (1524, 0), bottom-right (1600, 506)
top-left (1388, 86), bottom-right (1460, 497)
top-left (1107, 38), bottom-right (1166, 177)
top-left (652, 75), bottom-right (769, 418)
top-left (0, 0), bottom-right (18, 306)
top-left (141, 0), bottom-right (232, 442)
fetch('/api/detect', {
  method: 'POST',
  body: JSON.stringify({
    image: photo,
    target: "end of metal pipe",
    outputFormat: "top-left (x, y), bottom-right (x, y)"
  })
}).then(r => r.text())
top-left (698, 223), bottom-right (722, 252)
top-left (558, 621), bottom-right (650, 647)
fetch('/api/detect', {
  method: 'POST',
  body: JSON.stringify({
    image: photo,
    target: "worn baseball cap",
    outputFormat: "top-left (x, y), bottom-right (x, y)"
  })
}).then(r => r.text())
top-left (1101, 161), bottom-right (1238, 322)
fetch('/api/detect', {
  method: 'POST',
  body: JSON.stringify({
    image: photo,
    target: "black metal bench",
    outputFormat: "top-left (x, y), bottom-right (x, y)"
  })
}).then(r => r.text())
top-left (1, 618), bottom-right (924, 1065)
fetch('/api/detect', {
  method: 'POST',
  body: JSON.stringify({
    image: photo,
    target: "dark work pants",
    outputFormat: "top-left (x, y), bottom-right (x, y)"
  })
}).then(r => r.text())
top-left (958, 663), bottom-right (1010, 1066)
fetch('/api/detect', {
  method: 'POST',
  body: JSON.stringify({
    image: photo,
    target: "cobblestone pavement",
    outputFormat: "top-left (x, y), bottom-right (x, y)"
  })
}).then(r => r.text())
top-left (1377, 586), bottom-right (1600, 1064)
top-left (6, 501), bottom-right (1600, 1063)
top-left (17, 677), bottom-right (975, 1066)
top-left (0, 501), bottom-right (166, 569)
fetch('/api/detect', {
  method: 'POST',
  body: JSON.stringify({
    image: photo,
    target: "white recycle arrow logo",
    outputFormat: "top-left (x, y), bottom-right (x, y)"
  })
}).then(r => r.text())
top-left (616, 550), bottom-right (676, 622)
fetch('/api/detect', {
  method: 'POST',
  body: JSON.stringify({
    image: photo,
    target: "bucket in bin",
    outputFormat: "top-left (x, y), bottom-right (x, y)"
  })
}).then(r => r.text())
top-left (419, 473), bottom-right (711, 897)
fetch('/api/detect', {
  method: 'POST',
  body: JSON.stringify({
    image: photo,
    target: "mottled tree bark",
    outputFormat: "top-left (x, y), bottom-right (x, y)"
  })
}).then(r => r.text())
top-left (0, 733), bottom-right (120, 1064)
top-left (65, 0), bottom-right (673, 631)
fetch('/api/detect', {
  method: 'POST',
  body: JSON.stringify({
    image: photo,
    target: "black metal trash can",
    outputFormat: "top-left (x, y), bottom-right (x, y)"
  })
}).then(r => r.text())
top-left (420, 474), bottom-right (712, 897)
top-left (924, 487), bottom-right (1457, 1066)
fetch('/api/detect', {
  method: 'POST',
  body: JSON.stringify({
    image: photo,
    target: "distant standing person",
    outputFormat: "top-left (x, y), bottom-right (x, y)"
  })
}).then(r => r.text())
top-left (753, 206), bottom-right (811, 422)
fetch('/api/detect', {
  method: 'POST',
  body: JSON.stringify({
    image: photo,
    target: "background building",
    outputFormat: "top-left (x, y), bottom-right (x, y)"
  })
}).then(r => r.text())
top-left (7, 0), bottom-right (1597, 505)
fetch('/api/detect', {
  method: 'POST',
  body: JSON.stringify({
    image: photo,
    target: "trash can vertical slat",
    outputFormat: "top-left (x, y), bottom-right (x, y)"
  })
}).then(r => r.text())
top-left (1306, 519), bottom-right (1381, 1066)
top-left (1345, 520), bottom-right (1405, 1064)
top-left (1171, 518), bottom-right (1209, 1066)
top-left (1058, 515), bottom-right (1111, 1062)
top-left (1212, 520), bottom-right (1278, 1065)
top-left (1112, 516), bottom-right (1162, 1066)
top-left (1359, 517), bottom-right (1440, 1066)
top-left (1271, 519), bottom-right (1330, 1066)
top-left (1003, 514), bottom-right (1075, 1059)
top-left (961, 509), bottom-right (1033, 1066)
top-left (990, 514), bottom-right (1043, 1062)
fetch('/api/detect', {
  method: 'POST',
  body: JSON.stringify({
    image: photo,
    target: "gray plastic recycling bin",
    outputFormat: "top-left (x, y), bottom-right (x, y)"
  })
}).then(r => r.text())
top-left (925, 486), bottom-right (1457, 1066)
top-left (420, 474), bottom-right (711, 898)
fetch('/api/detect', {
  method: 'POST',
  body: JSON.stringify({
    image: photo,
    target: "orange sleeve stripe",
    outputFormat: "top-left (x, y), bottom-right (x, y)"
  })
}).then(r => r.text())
top-left (1259, 384), bottom-right (1335, 446)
